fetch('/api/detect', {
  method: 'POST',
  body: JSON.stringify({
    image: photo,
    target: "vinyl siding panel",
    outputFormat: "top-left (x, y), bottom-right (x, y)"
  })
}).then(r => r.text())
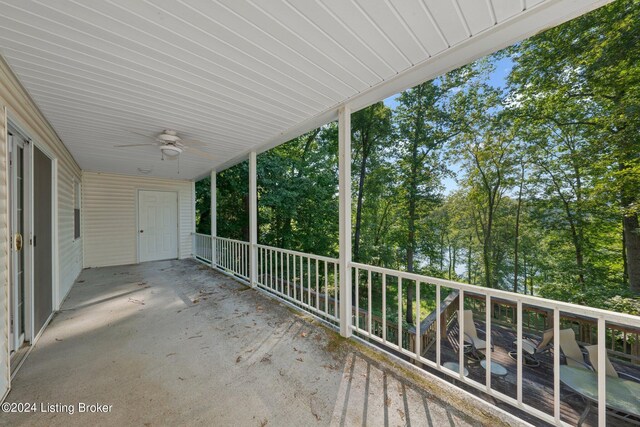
top-left (0, 107), bottom-right (8, 400)
top-left (0, 55), bottom-right (83, 398)
top-left (83, 172), bottom-right (194, 268)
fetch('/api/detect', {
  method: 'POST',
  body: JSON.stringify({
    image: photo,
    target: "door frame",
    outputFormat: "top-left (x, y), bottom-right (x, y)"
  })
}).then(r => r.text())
top-left (8, 131), bottom-right (31, 353)
top-left (136, 189), bottom-right (179, 263)
top-left (7, 116), bottom-right (58, 348)
top-left (30, 142), bottom-right (56, 343)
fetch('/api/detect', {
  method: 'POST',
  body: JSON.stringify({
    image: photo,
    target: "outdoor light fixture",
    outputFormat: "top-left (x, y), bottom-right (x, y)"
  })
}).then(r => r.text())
top-left (160, 144), bottom-right (182, 158)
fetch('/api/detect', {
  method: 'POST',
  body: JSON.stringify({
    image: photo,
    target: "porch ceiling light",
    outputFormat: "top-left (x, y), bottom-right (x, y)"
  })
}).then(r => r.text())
top-left (160, 144), bottom-right (182, 158)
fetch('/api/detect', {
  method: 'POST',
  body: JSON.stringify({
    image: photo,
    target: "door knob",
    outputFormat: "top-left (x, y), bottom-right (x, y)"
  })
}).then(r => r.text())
top-left (139, 230), bottom-right (144, 233)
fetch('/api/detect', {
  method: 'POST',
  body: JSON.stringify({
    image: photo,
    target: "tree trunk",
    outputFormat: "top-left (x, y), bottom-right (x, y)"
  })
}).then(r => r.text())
top-left (353, 147), bottom-right (368, 262)
top-left (513, 162), bottom-right (525, 293)
top-left (624, 213), bottom-right (640, 294)
top-left (467, 235), bottom-right (472, 284)
top-left (406, 139), bottom-right (419, 324)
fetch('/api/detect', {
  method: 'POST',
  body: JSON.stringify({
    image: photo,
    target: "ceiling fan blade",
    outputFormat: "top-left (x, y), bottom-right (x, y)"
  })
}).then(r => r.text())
top-left (113, 143), bottom-right (156, 147)
top-left (180, 138), bottom-right (206, 147)
top-left (186, 147), bottom-right (215, 160)
top-left (128, 130), bottom-right (158, 141)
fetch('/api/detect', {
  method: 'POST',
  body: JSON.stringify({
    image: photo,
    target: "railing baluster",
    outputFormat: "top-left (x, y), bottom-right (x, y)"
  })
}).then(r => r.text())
top-left (398, 278), bottom-right (402, 351)
top-left (415, 281), bottom-right (421, 359)
top-left (300, 255), bottom-right (304, 303)
top-left (368, 269), bottom-right (372, 337)
top-left (334, 262), bottom-right (338, 319)
top-left (307, 256), bottom-right (311, 307)
top-left (459, 289), bottom-right (464, 380)
top-left (315, 258), bottom-right (319, 311)
top-left (486, 294), bottom-right (492, 392)
top-left (553, 307), bottom-right (560, 423)
top-left (517, 299), bottom-right (522, 404)
top-left (597, 317), bottom-right (606, 426)
top-left (293, 254), bottom-right (297, 301)
top-left (382, 273), bottom-right (387, 343)
top-left (324, 260), bottom-right (328, 316)
top-left (355, 267), bottom-right (359, 331)
top-left (280, 251), bottom-right (284, 294)
top-left (436, 284), bottom-right (441, 368)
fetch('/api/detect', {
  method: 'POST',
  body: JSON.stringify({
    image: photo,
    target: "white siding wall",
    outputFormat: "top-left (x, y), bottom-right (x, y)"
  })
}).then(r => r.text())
top-left (83, 172), bottom-right (194, 268)
top-left (0, 106), bottom-right (8, 400)
top-left (0, 56), bottom-right (83, 399)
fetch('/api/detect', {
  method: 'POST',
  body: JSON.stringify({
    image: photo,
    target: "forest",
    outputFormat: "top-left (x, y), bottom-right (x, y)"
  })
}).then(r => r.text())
top-left (196, 0), bottom-right (640, 318)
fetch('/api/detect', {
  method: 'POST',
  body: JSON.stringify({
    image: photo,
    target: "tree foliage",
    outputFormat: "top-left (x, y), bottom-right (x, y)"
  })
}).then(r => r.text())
top-left (195, 0), bottom-right (639, 320)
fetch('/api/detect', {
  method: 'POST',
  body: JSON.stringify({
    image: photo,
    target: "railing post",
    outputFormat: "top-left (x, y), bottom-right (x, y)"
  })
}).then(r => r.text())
top-left (210, 169), bottom-right (216, 269)
top-left (338, 105), bottom-right (352, 338)
top-left (249, 151), bottom-right (258, 288)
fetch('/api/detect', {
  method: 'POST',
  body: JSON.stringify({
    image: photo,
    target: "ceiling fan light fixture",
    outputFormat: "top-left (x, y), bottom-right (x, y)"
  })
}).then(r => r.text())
top-left (160, 144), bottom-right (182, 157)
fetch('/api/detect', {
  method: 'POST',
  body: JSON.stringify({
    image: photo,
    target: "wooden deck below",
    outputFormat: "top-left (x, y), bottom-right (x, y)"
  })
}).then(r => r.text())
top-left (418, 321), bottom-right (640, 427)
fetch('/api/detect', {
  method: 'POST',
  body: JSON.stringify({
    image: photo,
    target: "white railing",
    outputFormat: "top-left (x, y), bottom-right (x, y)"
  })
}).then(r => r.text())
top-left (256, 244), bottom-right (340, 323)
top-left (193, 233), bottom-right (212, 263)
top-left (193, 236), bottom-right (640, 426)
top-left (214, 236), bottom-right (250, 281)
top-left (351, 262), bottom-right (640, 427)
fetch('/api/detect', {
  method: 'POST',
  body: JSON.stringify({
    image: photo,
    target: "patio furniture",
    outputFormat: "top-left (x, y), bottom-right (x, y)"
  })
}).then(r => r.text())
top-left (481, 359), bottom-right (510, 393)
top-left (585, 345), bottom-right (640, 382)
top-left (508, 328), bottom-right (553, 367)
top-left (560, 365), bottom-right (640, 426)
top-left (443, 361), bottom-right (469, 377)
top-left (458, 310), bottom-right (493, 360)
top-left (559, 328), bottom-right (590, 369)
top-left (480, 359), bottom-right (508, 378)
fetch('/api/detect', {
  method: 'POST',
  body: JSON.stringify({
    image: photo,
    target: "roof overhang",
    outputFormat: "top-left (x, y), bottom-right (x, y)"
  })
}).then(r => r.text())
top-left (0, 0), bottom-right (611, 180)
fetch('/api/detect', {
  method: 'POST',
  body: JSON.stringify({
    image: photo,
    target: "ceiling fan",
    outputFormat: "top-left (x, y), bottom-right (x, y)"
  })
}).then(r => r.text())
top-left (115, 129), bottom-right (215, 160)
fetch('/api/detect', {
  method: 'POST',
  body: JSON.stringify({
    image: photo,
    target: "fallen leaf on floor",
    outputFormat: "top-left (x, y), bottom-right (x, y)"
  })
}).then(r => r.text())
top-left (55, 338), bottom-right (63, 342)
top-left (187, 335), bottom-right (202, 339)
top-left (310, 397), bottom-right (321, 421)
top-left (166, 353), bottom-right (176, 357)
top-left (128, 298), bottom-right (145, 305)
top-left (178, 377), bottom-right (185, 381)
top-left (301, 332), bottom-right (308, 338)
top-left (236, 355), bottom-right (242, 363)
top-left (296, 357), bottom-right (304, 362)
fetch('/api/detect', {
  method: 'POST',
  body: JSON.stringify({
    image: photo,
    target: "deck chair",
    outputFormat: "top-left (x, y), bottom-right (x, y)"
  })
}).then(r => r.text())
top-left (585, 345), bottom-right (640, 382)
top-left (458, 310), bottom-right (491, 359)
top-left (559, 328), bottom-right (590, 369)
top-left (510, 328), bottom-right (553, 367)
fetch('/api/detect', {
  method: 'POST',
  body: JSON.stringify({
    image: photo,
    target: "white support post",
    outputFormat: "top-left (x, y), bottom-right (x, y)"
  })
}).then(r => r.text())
top-left (210, 169), bottom-right (216, 268)
top-left (249, 152), bottom-right (258, 288)
top-left (338, 105), bottom-right (352, 338)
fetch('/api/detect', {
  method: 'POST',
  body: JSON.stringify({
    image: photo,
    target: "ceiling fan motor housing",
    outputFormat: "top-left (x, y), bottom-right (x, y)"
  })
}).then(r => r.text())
top-left (157, 130), bottom-right (181, 143)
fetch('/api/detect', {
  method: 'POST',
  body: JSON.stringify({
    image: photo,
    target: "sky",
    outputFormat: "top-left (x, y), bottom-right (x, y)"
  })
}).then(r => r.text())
top-left (381, 56), bottom-right (514, 195)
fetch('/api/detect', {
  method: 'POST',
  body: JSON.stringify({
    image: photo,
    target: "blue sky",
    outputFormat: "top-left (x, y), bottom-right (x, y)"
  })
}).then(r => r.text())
top-left (381, 56), bottom-right (514, 195)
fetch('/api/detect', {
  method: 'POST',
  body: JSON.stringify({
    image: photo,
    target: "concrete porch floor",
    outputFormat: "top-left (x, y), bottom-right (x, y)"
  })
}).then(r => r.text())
top-left (1, 259), bottom-right (524, 427)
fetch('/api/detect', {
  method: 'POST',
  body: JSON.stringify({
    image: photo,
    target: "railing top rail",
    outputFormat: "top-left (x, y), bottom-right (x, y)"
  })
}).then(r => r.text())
top-left (256, 243), bottom-right (338, 264)
top-left (193, 232), bottom-right (211, 238)
top-left (350, 261), bottom-right (640, 326)
top-left (214, 236), bottom-right (250, 245)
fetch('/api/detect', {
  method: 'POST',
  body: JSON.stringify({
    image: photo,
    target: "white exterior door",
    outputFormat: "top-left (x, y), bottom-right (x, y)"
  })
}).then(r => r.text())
top-left (138, 190), bottom-right (178, 262)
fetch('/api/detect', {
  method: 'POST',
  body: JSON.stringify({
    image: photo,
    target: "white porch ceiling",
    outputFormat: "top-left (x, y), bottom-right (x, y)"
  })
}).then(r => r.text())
top-left (0, 0), bottom-right (608, 180)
